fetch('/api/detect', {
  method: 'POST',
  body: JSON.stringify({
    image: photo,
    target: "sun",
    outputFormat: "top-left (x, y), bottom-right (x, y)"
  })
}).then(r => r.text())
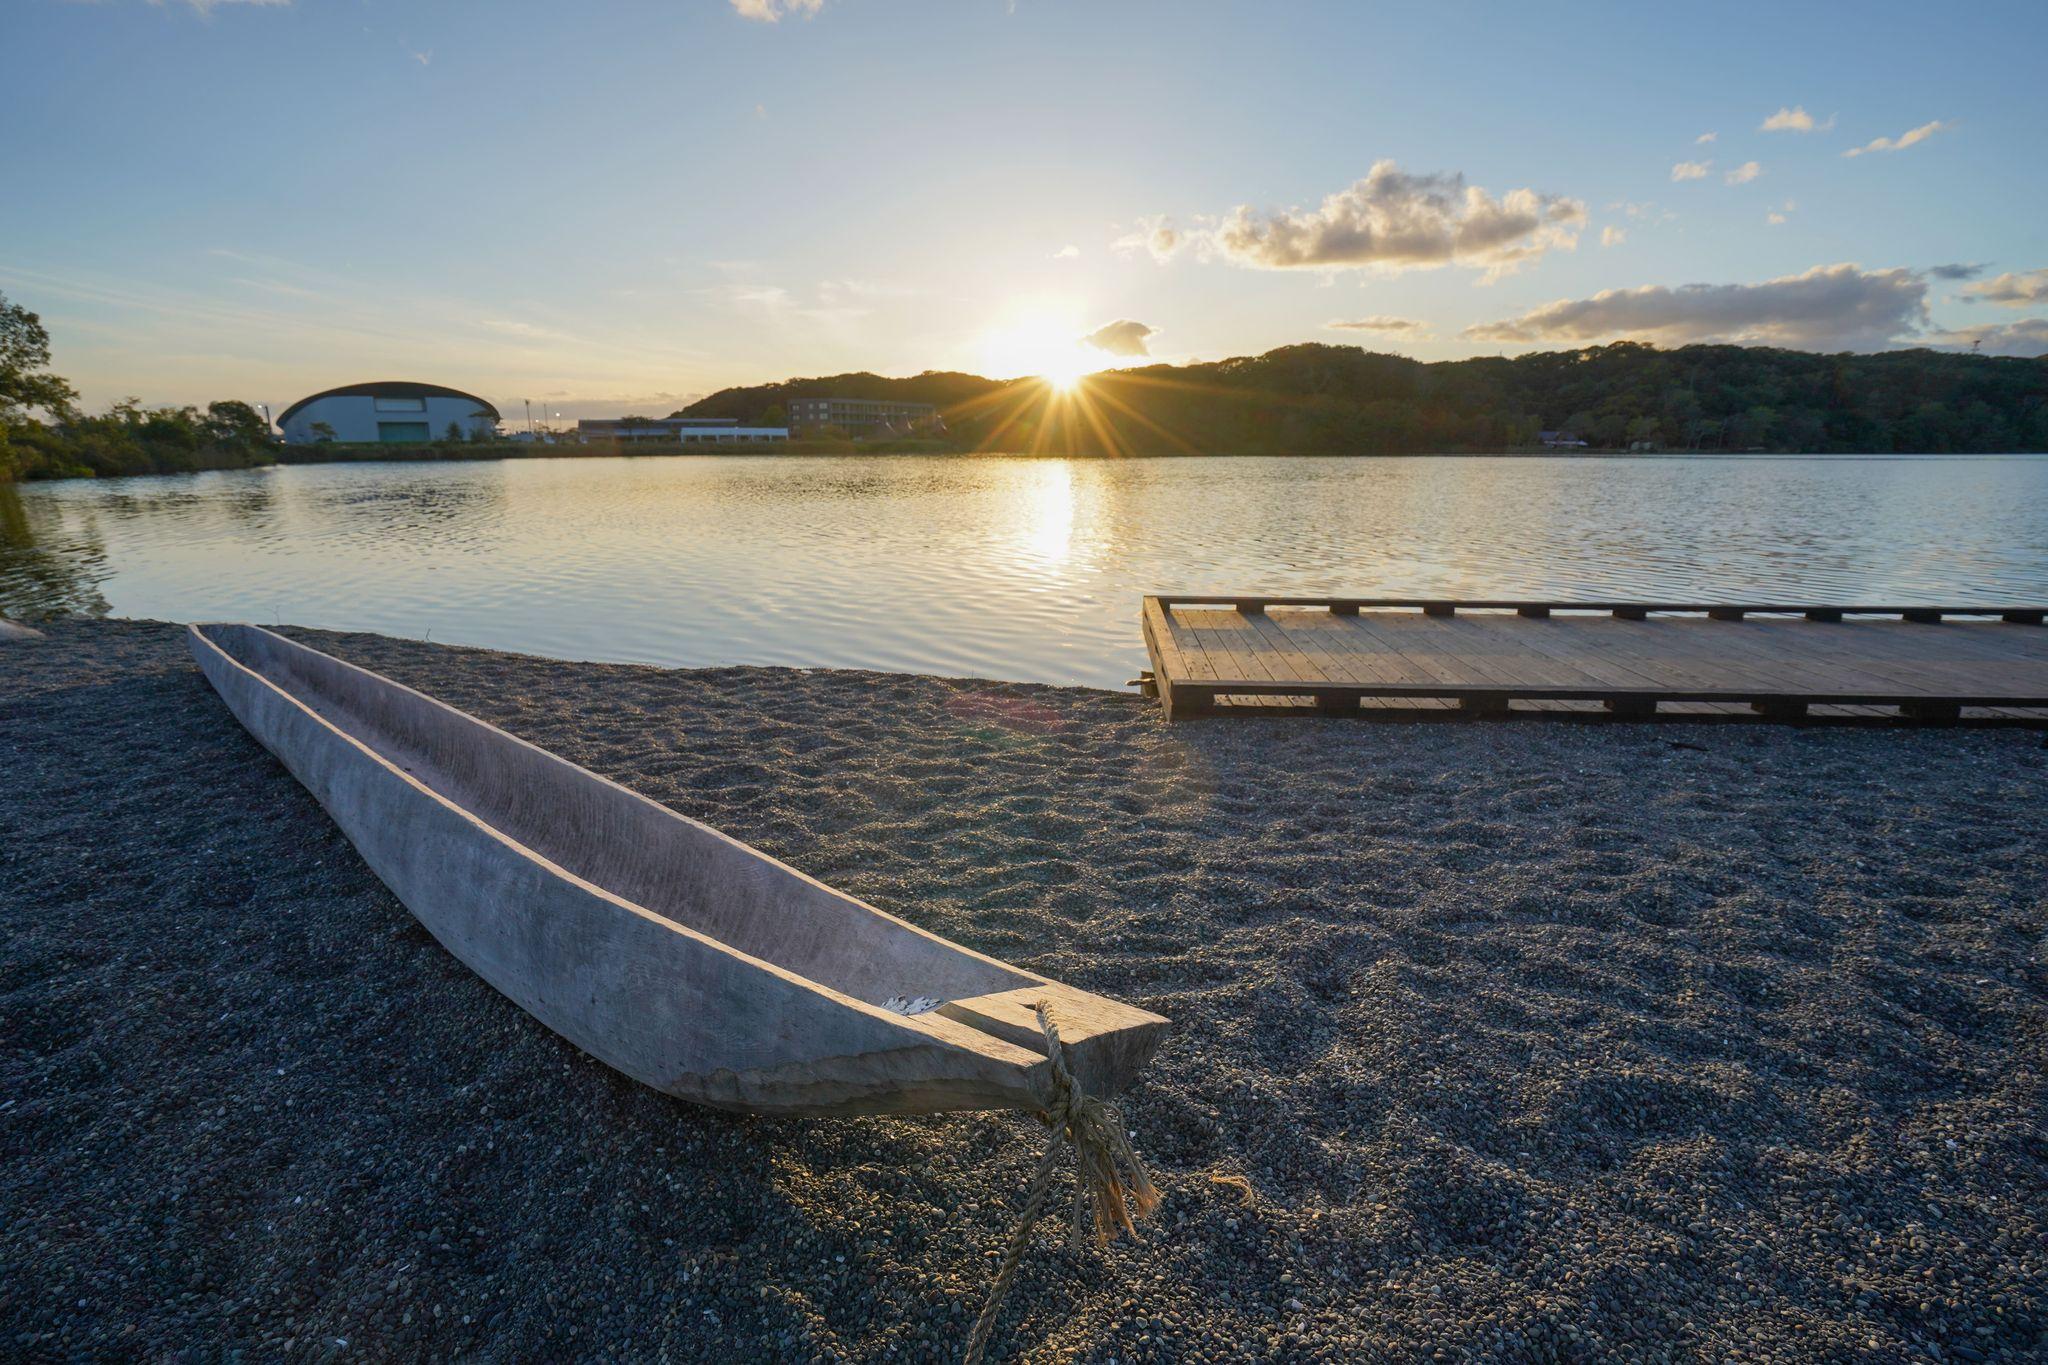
top-left (1036, 347), bottom-right (1096, 392)
top-left (978, 310), bottom-right (1107, 391)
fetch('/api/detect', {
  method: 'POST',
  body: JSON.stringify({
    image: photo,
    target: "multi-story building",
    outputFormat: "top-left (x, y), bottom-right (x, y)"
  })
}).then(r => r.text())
top-left (786, 397), bottom-right (939, 435)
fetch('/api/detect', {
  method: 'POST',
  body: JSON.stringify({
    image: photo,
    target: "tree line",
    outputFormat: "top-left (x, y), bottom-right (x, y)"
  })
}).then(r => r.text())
top-left (1, 293), bottom-right (280, 480)
top-left (687, 341), bottom-right (2048, 457)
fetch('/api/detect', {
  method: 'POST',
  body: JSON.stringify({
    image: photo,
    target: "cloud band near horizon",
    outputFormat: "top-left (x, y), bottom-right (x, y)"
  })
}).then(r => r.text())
top-left (1463, 263), bottom-right (1932, 350)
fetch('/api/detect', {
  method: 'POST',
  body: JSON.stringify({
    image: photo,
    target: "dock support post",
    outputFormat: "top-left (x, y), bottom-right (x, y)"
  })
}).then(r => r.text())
top-left (1899, 700), bottom-right (1961, 722)
top-left (1517, 606), bottom-right (1551, 619)
top-left (1423, 603), bottom-right (1456, 618)
top-left (1316, 693), bottom-right (1358, 716)
top-left (1902, 609), bottom-right (1943, 624)
top-left (1612, 607), bottom-right (1649, 621)
top-left (1605, 697), bottom-right (1658, 718)
top-left (2003, 610), bottom-right (2045, 625)
top-left (1708, 607), bottom-right (1746, 621)
top-left (1460, 692), bottom-right (1510, 715)
top-left (1751, 699), bottom-right (1809, 719)
top-left (1805, 609), bottom-right (1843, 623)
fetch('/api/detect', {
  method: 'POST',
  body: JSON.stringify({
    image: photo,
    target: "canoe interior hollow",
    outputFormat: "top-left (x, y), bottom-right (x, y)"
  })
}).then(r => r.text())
top-left (197, 624), bottom-right (1037, 1009)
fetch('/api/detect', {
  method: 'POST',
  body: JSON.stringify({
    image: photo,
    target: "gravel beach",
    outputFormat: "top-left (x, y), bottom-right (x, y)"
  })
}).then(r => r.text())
top-left (3, 619), bottom-right (2043, 1362)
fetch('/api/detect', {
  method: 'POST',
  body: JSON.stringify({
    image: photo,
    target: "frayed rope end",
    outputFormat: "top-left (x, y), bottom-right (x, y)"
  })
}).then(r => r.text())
top-left (963, 1002), bottom-right (1161, 1365)
top-left (1035, 1002), bottom-right (1160, 1247)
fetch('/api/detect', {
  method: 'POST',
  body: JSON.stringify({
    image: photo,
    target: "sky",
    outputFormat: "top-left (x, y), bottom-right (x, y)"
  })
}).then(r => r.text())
top-left (4, 0), bottom-right (2046, 420)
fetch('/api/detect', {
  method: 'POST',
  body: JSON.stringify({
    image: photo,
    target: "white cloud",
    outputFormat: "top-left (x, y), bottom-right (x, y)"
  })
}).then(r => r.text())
top-left (1959, 268), bottom-right (2048, 306)
top-left (1671, 160), bottom-right (1711, 182)
top-left (1187, 161), bottom-right (1585, 282)
top-left (478, 318), bottom-right (585, 345)
top-left (147, 0), bottom-right (291, 11)
top-left (1759, 106), bottom-right (1832, 133)
top-left (1050, 244), bottom-right (1080, 260)
top-left (1464, 263), bottom-right (1929, 350)
top-left (1080, 319), bottom-right (1158, 356)
top-left (1113, 215), bottom-right (1183, 263)
top-left (1610, 200), bottom-right (1674, 224)
top-left (1766, 211), bottom-right (1788, 226)
top-left (708, 280), bottom-right (872, 326)
top-left (816, 278), bottom-right (912, 301)
top-left (229, 277), bottom-right (321, 299)
top-left (1925, 318), bottom-right (2048, 356)
top-left (1601, 226), bottom-right (1626, 248)
top-left (1843, 120), bottom-right (1953, 157)
top-left (1325, 315), bottom-right (1426, 334)
top-left (726, 284), bottom-right (794, 310)
top-left (730, 0), bottom-right (824, 20)
top-left (1696, 131), bottom-right (1717, 144)
top-left (1724, 160), bottom-right (1762, 185)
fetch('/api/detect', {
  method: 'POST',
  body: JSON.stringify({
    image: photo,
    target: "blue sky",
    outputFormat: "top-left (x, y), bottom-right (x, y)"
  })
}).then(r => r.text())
top-left (4, 0), bottom-right (2045, 417)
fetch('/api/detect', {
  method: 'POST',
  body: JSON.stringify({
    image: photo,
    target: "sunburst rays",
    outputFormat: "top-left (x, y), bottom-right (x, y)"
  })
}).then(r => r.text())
top-left (936, 367), bottom-right (1259, 458)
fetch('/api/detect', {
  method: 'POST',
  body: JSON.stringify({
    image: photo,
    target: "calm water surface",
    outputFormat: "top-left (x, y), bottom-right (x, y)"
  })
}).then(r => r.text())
top-left (6, 454), bottom-right (2046, 689)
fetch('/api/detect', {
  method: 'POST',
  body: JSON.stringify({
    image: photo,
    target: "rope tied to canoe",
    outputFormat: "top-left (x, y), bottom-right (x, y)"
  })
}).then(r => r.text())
top-left (962, 1002), bottom-right (1160, 1365)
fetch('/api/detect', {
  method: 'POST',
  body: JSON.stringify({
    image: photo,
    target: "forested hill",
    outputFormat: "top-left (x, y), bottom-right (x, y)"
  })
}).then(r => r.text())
top-left (682, 342), bottom-right (2048, 455)
top-left (680, 371), bottom-right (1002, 425)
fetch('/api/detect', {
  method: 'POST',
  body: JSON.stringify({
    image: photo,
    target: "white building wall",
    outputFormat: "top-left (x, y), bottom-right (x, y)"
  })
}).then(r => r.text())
top-left (281, 395), bottom-right (497, 445)
top-left (675, 427), bottom-right (789, 443)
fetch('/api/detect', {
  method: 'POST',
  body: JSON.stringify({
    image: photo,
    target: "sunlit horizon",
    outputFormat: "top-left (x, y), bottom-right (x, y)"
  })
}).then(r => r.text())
top-left (2, 0), bottom-right (2042, 419)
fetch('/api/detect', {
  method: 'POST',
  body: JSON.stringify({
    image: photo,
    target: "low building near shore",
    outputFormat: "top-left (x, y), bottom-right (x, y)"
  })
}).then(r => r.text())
top-left (278, 382), bottom-right (499, 444)
top-left (574, 417), bottom-right (789, 444)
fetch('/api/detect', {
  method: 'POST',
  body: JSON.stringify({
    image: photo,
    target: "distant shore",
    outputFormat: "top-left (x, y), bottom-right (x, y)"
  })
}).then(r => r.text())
top-left (5, 617), bottom-right (2042, 1359)
top-left (11, 441), bottom-right (2033, 485)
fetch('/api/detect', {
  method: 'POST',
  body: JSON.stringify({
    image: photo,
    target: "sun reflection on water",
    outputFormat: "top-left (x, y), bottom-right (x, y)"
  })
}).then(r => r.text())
top-left (1019, 460), bottom-right (1076, 565)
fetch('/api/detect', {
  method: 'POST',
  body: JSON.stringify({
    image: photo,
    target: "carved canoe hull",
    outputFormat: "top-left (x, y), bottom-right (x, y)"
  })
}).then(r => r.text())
top-left (189, 624), bottom-right (1165, 1117)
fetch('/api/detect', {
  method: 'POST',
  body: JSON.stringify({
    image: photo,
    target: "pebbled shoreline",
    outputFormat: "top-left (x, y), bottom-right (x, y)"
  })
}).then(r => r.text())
top-left (3, 619), bottom-right (2043, 1361)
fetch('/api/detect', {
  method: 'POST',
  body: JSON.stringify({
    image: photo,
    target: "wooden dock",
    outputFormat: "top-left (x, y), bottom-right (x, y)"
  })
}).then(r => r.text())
top-left (1139, 596), bottom-right (2048, 723)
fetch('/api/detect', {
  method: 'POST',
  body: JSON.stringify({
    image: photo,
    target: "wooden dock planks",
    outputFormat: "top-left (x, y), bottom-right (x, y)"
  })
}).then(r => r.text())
top-left (1140, 596), bottom-right (2048, 723)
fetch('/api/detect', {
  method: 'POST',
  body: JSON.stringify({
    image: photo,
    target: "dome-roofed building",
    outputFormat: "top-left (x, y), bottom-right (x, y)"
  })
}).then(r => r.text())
top-left (277, 381), bottom-right (500, 445)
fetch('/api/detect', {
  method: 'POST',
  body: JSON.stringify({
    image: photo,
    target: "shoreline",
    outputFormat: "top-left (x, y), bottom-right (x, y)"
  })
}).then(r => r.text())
top-left (10, 446), bottom-right (2045, 487)
top-left (5, 619), bottom-right (2043, 1360)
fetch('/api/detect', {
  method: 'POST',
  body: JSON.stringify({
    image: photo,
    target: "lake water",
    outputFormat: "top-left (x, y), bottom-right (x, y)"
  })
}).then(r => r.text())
top-left (6, 454), bottom-right (2046, 689)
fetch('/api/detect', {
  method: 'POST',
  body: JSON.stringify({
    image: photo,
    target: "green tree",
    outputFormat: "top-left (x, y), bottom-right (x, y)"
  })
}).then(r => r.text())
top-left (138, 407), bottom-right (202, 451)
top-left (0, 293), bottom-right (77, 420)
top-left (0, 292), bottom-right (79, 481)
top-left (1585, 411), bottom-right (1629, 447)
top-left (310, 421), bottom-right (337, 443)
top-left (202, 400), bottom-right (270, 450)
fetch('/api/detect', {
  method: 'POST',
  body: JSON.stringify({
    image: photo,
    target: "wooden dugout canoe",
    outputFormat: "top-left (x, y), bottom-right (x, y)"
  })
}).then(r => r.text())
top-left (189, 624), bottom-right (1166, 1117)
